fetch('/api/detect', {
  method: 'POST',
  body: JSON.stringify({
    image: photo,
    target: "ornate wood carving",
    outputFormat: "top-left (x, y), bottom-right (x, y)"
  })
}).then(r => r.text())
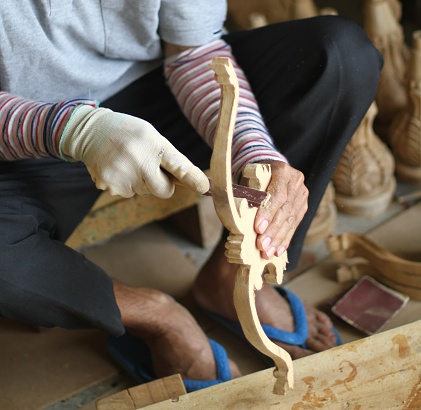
top-left (363, 0), bottom-right (409, 140)
top-left (389, 30), bottom-right (421, 185)
top-left (209, 57), bottom-right (292, 395)
top-left (333, 102), bottom-right (396, 216)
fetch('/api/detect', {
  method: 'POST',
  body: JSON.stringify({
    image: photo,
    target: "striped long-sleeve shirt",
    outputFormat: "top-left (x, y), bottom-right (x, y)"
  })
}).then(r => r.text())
top-left (0, 92), bottom-right (97, 160)
top-left (164, 39), bottom-right (287, 181)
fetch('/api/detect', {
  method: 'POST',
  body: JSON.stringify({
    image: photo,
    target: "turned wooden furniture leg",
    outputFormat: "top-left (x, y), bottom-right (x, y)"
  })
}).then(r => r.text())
top-left (209, 57), bottom-right (293, 395)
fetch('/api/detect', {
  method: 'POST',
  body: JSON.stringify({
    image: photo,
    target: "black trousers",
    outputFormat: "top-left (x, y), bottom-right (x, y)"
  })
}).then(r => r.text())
top-left (0, 16), bottom-right (383, 335)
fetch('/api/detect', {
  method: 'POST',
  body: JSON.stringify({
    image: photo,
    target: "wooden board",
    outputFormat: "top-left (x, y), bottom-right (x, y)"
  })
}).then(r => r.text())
top-left (141, 320), bottom-right (421, 409)
top-left (66, 184), bottom-right (201, 249)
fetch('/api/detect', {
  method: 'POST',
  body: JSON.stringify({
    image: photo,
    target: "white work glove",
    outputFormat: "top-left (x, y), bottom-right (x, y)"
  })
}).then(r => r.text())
top-left (60, 106), bottom-right (209, 198)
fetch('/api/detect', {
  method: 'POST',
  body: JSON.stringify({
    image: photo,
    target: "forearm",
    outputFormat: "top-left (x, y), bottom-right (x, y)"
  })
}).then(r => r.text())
top-left (0, 92), bottom-right (97, 160)
top-left (164, 39), bottom-right (287, 180)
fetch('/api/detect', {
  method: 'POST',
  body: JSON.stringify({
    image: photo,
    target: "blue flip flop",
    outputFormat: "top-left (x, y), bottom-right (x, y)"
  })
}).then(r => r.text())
top-left (107, 332), bottom-right (232, 393)
top-left (201, 287), bottom-right (342, 365)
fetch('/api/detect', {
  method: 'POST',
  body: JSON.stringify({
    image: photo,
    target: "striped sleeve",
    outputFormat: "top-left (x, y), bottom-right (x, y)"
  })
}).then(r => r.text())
top-left (0, 92), bottom-right (97, 160)
top-left (164, 39), bottom-right (287, 180)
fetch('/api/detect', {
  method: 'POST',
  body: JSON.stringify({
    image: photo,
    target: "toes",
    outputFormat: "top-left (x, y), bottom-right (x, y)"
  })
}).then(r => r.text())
top-left (313, 309), bottom-right (334, 328)
top-left (306, 317), bottom-right (338, 352)
top-left (306, 331), bottom-right (337, 352)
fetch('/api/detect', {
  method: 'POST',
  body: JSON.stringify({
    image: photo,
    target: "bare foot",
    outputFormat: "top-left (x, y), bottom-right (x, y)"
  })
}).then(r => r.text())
top-left (192, 239), bottom-right (338, 360)
top-left (113, 280), bottom-right (241, 381)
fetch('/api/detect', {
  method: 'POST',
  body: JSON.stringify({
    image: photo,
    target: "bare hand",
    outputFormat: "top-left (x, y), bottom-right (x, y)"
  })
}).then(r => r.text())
top-left (253, 161), bottom-right (309, 259)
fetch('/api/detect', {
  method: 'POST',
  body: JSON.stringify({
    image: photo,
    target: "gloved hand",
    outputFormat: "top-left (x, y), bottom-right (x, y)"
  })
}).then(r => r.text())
top-left (60, 105), bottom-right (209, 198)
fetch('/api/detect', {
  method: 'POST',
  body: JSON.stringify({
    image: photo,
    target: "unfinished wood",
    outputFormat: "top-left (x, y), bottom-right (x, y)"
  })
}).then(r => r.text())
top-left (363, 0), bottom-right (408, 140)
top-left (209, 57), bottom-right (291, 395)
top-left (96, 375), bottom-right (186, 410)
top-left (66, 184), bottom-right (200, 249)
top-left (333, 102), bottom-right (396, 217)
top-left (305, 181), bottom-right (337, 245)
top-left (389, 30), bottom-right (421, 185)
top-left (141, 320), bottom-right (421, 409)
top-left (328, 232), bottom-right (421, 299)
top-left (227, 0), bottom-right (318, 31)
top-left (96, 390), bottom-right (135, 410)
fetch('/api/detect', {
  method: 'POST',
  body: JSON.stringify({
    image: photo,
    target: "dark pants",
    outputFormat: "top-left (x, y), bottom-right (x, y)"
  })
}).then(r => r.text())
top-left (0, 16), bottom-right (383, 335)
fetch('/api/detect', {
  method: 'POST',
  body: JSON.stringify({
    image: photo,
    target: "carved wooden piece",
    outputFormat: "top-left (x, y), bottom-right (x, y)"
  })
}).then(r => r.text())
top-left (304, 181), bottom-right (337, 245)
top-left (328, 232), bottom-right (421, 300)
top-left (227, 0), bottom-right (318, 30)
top-left (333, 102), bottom-right (396, 217)
top-left (389, 30), bottom-right (421, 185)
top-left (209, 57), bottom-right (292, 395)
top-left (363, 0), bottom-right (409, 140)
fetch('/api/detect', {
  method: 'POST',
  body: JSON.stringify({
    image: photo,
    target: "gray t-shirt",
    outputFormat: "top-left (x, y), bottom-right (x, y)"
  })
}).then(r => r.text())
top-left (0, 1), bottom-right (226, 102)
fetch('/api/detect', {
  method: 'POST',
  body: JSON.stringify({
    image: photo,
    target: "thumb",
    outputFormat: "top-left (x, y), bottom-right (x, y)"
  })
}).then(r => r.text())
top-left (161, 140), bottom-right (210, 194)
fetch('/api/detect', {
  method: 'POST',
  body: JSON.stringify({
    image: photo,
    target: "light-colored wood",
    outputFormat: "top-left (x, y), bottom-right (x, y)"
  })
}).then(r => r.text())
top-left (328, 232), bottom-right (421, 299)
top-left (363, 0), bottom-right (409, 140)
top-left (389, 30), bottom-right (421, 185)
top-left (65, 185), bottom-right (201, 249)
top-left (96, 390), bottom-right (135, 410)
top-left (227, 0), bottom-right (318, 30)
top-left (140, 320), bottom-right (421, 409)
top-left (96, 374), bottom-right (186, 410)
top-left (333, 102), bottom-right (396, 217)
top-left (319, 7), bottom-right (338, 16)
top-left (304, 181), bottom-right (337, 245)
top-left (209, 57), bottom-right (291, 395)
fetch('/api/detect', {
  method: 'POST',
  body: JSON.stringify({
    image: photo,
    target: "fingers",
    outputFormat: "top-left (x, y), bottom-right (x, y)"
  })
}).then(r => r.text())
top-left (254, 162), bottom-right (308, 259)
top-left (138, 170), bottom-right (176, 198)
top-left (161, 140), bottom-right (210, 194)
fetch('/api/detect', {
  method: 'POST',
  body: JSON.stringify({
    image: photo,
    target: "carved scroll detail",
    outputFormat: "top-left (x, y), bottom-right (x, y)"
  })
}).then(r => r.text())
top-left (209, 57), bottom-right (293, 395)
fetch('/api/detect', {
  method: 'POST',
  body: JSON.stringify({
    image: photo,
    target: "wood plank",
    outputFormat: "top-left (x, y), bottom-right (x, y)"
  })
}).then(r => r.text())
top-left (141, 321), bottom-right (421, 409)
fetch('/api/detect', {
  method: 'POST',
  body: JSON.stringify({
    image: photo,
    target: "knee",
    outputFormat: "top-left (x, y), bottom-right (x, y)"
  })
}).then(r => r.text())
top-left (314, 15), bottom-right (383, 93)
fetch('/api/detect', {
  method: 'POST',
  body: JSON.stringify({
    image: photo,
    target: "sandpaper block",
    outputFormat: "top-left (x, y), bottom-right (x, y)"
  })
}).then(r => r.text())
top-left (331, 275), bottom-right (409, 335)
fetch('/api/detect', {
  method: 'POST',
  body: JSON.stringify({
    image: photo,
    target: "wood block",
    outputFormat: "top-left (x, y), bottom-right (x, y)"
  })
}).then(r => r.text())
top-left (96, 374), bottom-right (186, 410)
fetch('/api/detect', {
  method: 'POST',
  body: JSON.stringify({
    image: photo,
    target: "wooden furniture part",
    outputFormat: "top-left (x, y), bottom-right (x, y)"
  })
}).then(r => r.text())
top-left (332, 102), bottom-right (396, 217)
top-left (65, 185), bottom-right (204, 249)
top-left (328, 231), bottom-right (421, 300)
top-left (389, 30), bottom-right (421, 185)
top-left (209, 57), bottom-right (292, 395)
top-left (138, 320), bottom-right (421, 409)
top-left (363, 0), bottom-right (409, 141)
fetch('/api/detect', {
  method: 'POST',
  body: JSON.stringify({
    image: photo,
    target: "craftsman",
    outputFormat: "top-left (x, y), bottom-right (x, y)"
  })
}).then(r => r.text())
top-left (0, 1), bottom-right (382, 389)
